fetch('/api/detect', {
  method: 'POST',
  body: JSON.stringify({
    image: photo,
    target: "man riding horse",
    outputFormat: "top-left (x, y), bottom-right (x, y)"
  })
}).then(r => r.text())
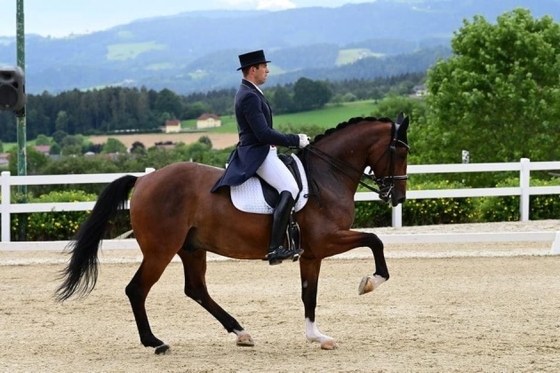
top-left (211, 50), bottom-right (310, 265)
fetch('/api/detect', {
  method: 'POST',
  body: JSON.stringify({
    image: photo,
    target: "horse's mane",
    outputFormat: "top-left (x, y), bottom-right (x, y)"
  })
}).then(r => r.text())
top-left (296, 115), bottom-right (393, 207)
top-left (310, 116), bottom-right (393, 144)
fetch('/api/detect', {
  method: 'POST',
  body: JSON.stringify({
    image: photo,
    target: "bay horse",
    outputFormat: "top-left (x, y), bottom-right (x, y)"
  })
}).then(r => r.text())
top-left (55, 113), bottom-right (410, 353)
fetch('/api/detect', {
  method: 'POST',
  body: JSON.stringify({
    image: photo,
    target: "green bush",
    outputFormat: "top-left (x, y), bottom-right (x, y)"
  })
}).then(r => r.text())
top-left (403, 180), bottom-right (477, 225)
top-left (11, 190), bottom-right (95, 241)
top-left (353, 181), bottom-right (477, 228)
top-left (353, 200), bottom-right (392, 228)
top-left (11, 189), bottom-right (131, 241)
top-left (478, 177), bottom-right (560, 222)
top-left (352, 180), bottom-right (477, 227)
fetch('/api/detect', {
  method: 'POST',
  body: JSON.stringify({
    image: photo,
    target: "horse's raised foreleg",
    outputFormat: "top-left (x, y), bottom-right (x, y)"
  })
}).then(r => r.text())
top-left (299, 257), bottom-right (337, 350)
top-left (125, 257), bottom-right (174, 355)
top-left (314, 229), bottom-right (389, 296)
top-left (356, 232), bottom-right (389, 295)
top-left (177, 250), bottom-right (254, 347)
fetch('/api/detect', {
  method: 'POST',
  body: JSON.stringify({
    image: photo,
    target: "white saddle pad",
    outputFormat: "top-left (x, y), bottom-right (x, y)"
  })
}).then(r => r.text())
top-left (230, 154), bottom-right (309, 214)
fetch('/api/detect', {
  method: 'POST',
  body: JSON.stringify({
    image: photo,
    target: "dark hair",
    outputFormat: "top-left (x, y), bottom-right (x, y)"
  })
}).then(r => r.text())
top-left (241, 64), bottom-right (263, 76)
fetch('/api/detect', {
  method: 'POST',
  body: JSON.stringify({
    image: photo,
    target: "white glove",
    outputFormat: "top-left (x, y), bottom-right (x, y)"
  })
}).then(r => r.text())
top-left (298, 134), bottom-right (310, 148)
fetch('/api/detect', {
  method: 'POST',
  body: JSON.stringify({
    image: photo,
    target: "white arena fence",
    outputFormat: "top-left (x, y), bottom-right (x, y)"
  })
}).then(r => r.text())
top-left (1, 158), bottom-right (559, 254)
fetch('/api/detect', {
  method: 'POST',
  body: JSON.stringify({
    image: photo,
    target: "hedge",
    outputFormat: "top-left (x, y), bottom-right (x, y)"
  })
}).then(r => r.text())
top-left (4, 177), bottom-right (560, 240)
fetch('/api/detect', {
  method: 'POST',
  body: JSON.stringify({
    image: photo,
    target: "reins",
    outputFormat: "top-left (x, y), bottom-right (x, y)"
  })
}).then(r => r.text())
top-left (305, 145), bottom-right (383, 193)
top-left (301, 123), bottom-right (409, 204)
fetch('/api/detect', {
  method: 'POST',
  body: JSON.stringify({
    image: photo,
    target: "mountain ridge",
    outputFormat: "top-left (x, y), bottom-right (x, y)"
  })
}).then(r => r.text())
top-left (0, 0), bottom-right (558, 94)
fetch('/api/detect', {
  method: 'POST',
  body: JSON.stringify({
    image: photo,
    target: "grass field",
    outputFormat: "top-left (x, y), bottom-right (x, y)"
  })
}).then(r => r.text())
top-left (3, 100), bottom-right (379, 150)
top-left (273, 99), bottom-right (378, 129)
top-left (182, 99), bottom-right (379, 134)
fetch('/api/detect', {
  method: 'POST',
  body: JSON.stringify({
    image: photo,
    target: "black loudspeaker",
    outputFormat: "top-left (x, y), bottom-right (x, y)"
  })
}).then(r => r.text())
top-left (0, 66), bottom-right (26, 112)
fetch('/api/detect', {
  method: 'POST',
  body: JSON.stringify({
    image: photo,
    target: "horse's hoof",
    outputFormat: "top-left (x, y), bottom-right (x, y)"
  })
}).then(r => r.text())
top-left (358, 276), bottom-right (374, 295)
top-left (359, 275), bottom-right (387, 295)
top-left (154, 343), bottom-right (170, 355)
top-left (236, 334), bottom-right (255, 347)
top-left (320, 339), bottom-right (338, 350)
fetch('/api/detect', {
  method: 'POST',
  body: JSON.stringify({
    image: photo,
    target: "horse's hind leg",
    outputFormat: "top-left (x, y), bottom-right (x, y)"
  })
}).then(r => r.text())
top-left (177, 249), bottom-right (254, 347)
top-left (125, 255), bottom-right (174, 354)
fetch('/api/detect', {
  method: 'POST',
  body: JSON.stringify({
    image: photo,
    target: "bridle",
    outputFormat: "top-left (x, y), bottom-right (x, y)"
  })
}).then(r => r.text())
top-left (303, 122), bottom-right (409, 202)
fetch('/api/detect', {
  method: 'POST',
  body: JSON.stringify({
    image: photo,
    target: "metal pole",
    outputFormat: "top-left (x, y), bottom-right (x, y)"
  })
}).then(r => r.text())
top-left (16, 0), bottom-right (27, 240)
top-left (16, 0), bottom-right (27, 183)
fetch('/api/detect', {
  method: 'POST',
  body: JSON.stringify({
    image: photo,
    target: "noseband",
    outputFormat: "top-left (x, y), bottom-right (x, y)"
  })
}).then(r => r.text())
top-left (364, 138), bottom-right (409, 200)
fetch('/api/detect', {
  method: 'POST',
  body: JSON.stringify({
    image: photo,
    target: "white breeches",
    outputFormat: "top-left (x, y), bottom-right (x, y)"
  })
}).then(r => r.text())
top-left (256, 146), bottom-right (299, 200)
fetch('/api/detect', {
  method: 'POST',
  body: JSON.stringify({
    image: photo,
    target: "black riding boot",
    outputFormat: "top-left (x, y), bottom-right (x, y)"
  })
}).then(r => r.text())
top-left (267, 191), bottom-right (299, 265)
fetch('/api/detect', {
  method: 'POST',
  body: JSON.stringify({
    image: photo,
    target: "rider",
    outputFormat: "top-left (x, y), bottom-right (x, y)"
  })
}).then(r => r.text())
top-left (211, 49), bottom-right (310, 265)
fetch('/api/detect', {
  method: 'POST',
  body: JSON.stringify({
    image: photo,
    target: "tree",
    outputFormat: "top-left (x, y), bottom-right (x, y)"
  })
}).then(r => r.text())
top-left (198, 136), bottom-right (212, 149)
top-left (8, 146), bottom-right (50, 175)
top-left (102, 138), bottom-right (127, 154)
top-left (425, 9), bottom-right (560, 166)
top-left (154, 88), bottom-right (184, 119)
top-left (373, 96), bottom-right (427, 124)
top-left (270, 85), bottom-right (293, 114)
top-left (130, 141), bottom-right (146, 155)
top-left (183, 101), bottom-right (211, 119)
top-left (35, 134), bottom-right (51, 146)
top-left (55, 110), bottom-right (70, 132)
top-left (60, 135), bottom-right (86, 156)
top-left (52, 130), bottom-right (68, 145)
top-left (293, 78), bottom-right (332, 111)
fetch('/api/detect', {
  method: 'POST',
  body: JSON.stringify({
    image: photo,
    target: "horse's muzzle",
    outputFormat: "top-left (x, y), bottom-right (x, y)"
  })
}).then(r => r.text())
top-left (391, 193), bottom-right (406, 207)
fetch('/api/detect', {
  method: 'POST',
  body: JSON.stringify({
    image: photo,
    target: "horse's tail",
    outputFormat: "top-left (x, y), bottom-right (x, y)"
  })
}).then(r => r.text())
top-left (55, 175), bottom-right (138, 302)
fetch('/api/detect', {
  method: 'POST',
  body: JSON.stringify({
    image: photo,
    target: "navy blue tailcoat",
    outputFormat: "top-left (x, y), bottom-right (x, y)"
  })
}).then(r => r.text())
top-left (211, 79), bottom-right (300, 192)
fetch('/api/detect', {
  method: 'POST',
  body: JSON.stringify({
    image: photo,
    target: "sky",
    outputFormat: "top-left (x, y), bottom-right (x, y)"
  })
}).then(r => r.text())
top-left (0, 0), bottom-right (378, 37)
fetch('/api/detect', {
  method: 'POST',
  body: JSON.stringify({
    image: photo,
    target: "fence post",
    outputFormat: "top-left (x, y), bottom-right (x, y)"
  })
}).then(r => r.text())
top-left (1, 171), bottom-right (11, 243)
top-left (519, 158), bottom-right (530, 221)
top-left (392, 204), bottom-right (402, 228)
top-left (551, 232), bottom-right (560, 255)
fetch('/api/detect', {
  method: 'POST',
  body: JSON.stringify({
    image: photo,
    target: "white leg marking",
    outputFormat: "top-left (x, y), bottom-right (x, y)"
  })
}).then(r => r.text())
top-left (305, 318), bottom-right (337, 349)
top-left (371, 274), bottom-right (386, 289)
top-left (233, 329), bottom-right (254, 347)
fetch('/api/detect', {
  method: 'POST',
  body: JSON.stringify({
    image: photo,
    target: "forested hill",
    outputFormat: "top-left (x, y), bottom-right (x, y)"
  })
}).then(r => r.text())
top-left (0, 0), bottom-right (557, 94)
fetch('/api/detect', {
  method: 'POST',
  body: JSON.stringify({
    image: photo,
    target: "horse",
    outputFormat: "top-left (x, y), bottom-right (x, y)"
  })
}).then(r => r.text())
top-left (55, 113), bottom-right (410, 353)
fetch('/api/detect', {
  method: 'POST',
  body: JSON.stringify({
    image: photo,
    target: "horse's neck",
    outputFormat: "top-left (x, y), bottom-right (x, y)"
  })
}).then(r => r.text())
top-left (306, 142), bottom-right (367, 196)
top-left (307, 122), bottom-right (390, 195)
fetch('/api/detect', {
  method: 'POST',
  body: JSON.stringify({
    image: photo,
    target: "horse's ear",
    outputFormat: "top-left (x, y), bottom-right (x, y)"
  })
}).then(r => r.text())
top-left (396, 114), bottom-right (409, 145)
top-left (400, 115), bottom-right (409, 132)
top-left (395, 112), bottom-right (409, 134)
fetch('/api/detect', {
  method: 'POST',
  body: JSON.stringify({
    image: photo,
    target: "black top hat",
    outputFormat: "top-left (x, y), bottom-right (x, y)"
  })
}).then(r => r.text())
top-left (237, 50), bottom-right (271, 71)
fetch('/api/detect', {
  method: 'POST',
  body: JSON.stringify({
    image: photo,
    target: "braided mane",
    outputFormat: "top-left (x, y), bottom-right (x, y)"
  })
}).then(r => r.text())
top-left (311, 116), bottom-right (393, 144)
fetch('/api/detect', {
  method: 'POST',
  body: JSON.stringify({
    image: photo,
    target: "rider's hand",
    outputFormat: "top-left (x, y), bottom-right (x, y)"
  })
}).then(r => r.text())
top-left (298, 134), bottom-right (311, 148)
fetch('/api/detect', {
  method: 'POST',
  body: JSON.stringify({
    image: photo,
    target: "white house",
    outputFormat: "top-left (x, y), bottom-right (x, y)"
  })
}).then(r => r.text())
top-left (196, 114), bottom-right (221, 129)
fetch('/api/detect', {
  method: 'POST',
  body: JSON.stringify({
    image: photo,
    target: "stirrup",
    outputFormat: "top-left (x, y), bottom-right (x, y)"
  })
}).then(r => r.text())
top-left (291, 248), bottom-right (304, 262)
top-left (266, 247), bottom-right (303, 265)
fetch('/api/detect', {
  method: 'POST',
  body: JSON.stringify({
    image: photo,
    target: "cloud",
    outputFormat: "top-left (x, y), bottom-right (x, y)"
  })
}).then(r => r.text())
top-left (257, 0), bottom-right (297, 10)
top-left (220, 0), bottom-right (296, 11)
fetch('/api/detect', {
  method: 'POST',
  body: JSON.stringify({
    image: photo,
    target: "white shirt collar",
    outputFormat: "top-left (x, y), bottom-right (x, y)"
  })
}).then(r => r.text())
top-left (243, 79), bottom-right (264, 95)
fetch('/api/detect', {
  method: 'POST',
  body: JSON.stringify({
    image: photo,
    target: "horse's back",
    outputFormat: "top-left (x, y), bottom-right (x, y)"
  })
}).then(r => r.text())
top-left (130, 162), bottom-right (223, 226)
top-left (134, 162), bottom-right (221, 195)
